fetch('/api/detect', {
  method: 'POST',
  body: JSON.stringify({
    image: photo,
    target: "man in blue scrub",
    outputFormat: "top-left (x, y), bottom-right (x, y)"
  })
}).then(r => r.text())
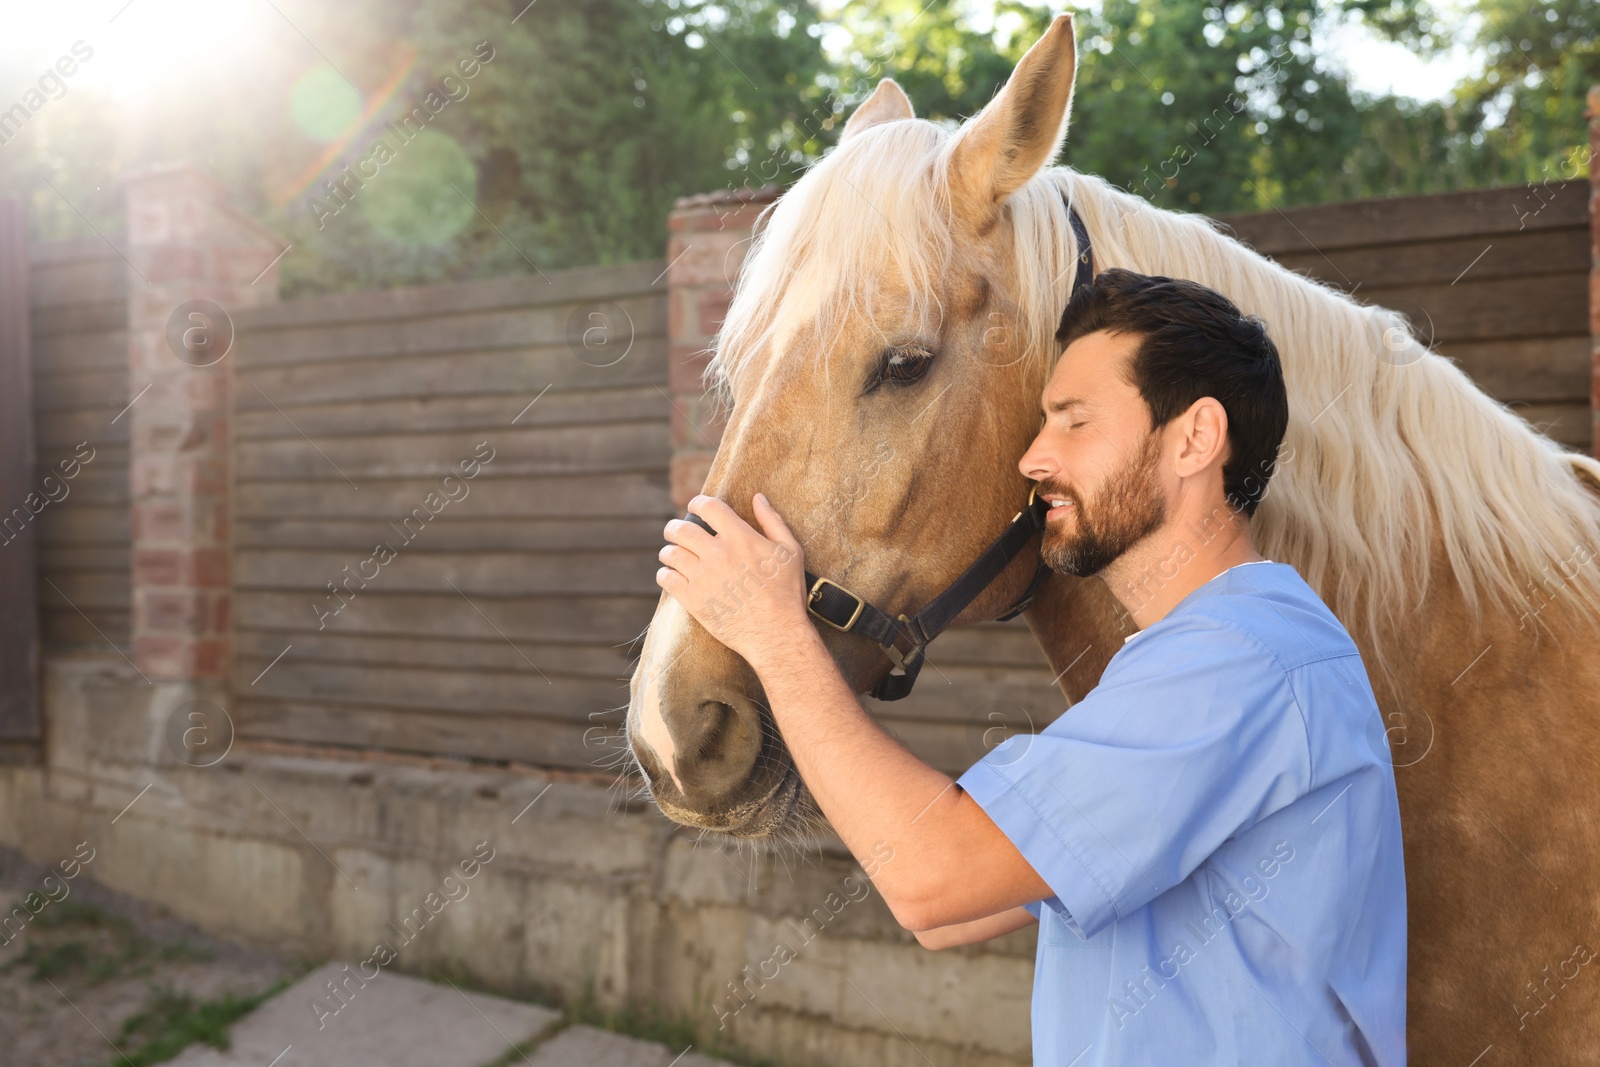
top-left (656, 269), bottom-right (1407, 1065)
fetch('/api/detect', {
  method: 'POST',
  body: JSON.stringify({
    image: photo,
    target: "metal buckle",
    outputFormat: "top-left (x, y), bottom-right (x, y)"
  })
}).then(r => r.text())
top-left (808, 576), bottom-right (865, 632)
top-left (1012, 482), bottom-right (1040, 522)
top-left (880, 613), bottom-right (925, 672)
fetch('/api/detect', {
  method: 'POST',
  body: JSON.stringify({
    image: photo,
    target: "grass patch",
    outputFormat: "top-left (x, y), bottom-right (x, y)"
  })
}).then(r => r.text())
top-left (1, 898), bottom-right (215, 985)
top-left (106, 977), bottom-right (292, 1067)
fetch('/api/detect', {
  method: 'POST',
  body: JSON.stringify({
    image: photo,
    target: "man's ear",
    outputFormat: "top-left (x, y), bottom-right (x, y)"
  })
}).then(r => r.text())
top-left (945, 13), bottom-right (1078, 231)
top-left (1174, 397), bottom-right (1231, 478)
top-left (842, 78), bottom-right (915, 142)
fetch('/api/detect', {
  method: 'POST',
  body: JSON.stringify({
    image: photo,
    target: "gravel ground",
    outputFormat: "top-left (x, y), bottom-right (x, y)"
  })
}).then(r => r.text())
top-left (0, 845), bottom-right (298, 1067)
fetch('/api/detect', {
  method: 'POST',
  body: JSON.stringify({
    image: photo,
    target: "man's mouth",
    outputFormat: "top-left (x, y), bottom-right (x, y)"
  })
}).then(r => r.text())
top-left (1044, 494), bottom-right (1076, 520)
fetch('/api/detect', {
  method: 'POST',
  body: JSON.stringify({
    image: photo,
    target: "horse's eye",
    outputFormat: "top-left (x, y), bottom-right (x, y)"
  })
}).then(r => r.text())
top-left (879, 345), bottom-right (934, 384)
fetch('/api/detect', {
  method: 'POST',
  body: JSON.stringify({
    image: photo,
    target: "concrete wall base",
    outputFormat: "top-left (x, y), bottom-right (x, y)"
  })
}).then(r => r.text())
top-left (0, 652), bottom-right (1034, 1066)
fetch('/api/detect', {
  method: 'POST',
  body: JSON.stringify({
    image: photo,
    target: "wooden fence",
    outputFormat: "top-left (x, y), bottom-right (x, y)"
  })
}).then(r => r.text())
top-left (1218, 180), bottom-right (1592, 453)
top-left (229, 264), bottom-right (671, 766)
top-left (26, 237), bottom-right (132, 650)
top-left (13, 176), bottom-right (1594, 775)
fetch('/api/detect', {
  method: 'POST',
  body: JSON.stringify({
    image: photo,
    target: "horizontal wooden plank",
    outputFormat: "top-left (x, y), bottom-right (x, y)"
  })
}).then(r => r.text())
top-left (236, 548), bottom-right (661, 597)
top-left (235, 676), bottom-right (1069, 771)
top-left (235, 421), bottom-right (668, 481)
top-left (1502, 401), bottom-right (1591, 451)
top-left (37, 570), bottom-right (130, 610)
top-left (236, 338), bottom-right (669, 408)
top-left (30, 300), bottom-right (126, 337)
top-left (37, 409), bottom-right (131, 450)
top-left (236, 629), bottom-right (637, 679)
top-left (1351, 275), bottom-right (1585, 344)
top-left (233, 292), bottom-right (666, 367)
top-left (921, 620), bottom-right (1051, 669)
top-left (235, 659), bottom-right (627, 718)
top-left (37, 546), bottom-right (130, 574)
top-left (236, 590), bottom-right (659, 644)
top-left (864, 660), bottom-right (1064, 723)
top-left (1215, 180), bottom-right (1587, 254)
top-left (19, 462), bottom-right (130, 509)
top-left (34, 506), bottom-right (131, 546)
top-left (234, 384), bottom-right (672, 441)
top-left (234, 699), bottom-right (608, 769)
top-left (233, 621), bottom-right (1059, 724)
top-left (31, 329), bottom-right (127, 374)
top-left (42, 608), bottom-right (129, 647)
top-left (33, 367), bottom-right (129, 412)
top-left (232, 258), bottom-right (668, 331)
top-left (28, 235), bottom-right (127, 266)
top-left (234, 471), bottom-right (673, 521)
top-left (1438, 336), bottom-right (1591, 405)
top-left (235, 516), bottom-right (671, 553)
top-left (1261, 228), bottom-right (1586, 292)
top-left (29, 256), bottom-right (126, 308)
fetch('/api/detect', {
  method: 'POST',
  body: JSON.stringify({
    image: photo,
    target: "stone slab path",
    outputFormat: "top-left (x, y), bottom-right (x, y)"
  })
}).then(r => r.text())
top-left (166, 963), bottom-right (737, 1067)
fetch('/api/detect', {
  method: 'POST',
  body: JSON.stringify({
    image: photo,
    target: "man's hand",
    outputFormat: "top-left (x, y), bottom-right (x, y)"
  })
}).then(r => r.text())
top-left (656, 492), bottom-right (810, 666)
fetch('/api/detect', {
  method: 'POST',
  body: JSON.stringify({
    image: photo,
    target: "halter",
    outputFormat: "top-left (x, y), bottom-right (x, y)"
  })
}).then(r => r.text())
top-left (682, 198), bottom-right (1096, 701)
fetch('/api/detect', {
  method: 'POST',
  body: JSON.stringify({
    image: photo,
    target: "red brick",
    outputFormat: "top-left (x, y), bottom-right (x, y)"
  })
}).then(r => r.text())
top-left (148, 246), bottom-right (206, 283)
top-left (134, 635), bottom-right (228, 680)
top-left (670, 393), bottom-right (728, 449)
top-left (133, 547), bottom-right (183, 586)
top-left (134, 635), bottom-right (185, 680)
top-left (192, 547), bottom-right (229, 588)
top-left (192, 638), bottom-right (228, 679)
top-left (138, 590), bottom-right (207, 633)
top-left (670, 451), bottom-right (715, 509)
top-left (669, 344), bottom-right (716, 393)
top-left (209, 499), bottom-right (229, 541)
top-left (134, 500), bottom-right (187, 542)
top-left (698, 291), bottom-right (732, 337)
top-left (212, 593), bottom-right (230, 634)
top-left (185, 456), bottom-right (228, 496)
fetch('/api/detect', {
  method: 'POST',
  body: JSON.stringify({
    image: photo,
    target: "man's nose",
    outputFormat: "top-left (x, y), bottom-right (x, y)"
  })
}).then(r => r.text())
top-left (1019, 433), bottom-right (1052, 481)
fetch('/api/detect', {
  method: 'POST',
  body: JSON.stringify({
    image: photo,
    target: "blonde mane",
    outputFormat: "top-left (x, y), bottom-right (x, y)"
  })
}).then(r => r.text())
top-left (709, 118), bottom-right (1600, 663)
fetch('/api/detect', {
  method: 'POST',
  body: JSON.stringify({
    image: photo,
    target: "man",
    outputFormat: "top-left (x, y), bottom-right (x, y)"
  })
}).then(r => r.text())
top-left (656, 269), bottom-right (1407, 1065)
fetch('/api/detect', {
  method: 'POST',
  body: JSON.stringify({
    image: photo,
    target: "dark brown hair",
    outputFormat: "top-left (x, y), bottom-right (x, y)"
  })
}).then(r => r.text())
top-left (1057, 268), bottom-right (1289, 516)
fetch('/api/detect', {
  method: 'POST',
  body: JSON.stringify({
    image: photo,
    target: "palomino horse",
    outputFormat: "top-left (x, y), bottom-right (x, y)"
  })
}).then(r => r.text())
top-left (627, 14), bottom-right (1600, 1063)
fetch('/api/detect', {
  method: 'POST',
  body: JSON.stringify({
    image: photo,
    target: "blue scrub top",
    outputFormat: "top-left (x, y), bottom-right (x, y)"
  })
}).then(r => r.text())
top-left (957, 561), bottom-right (1406, 1066)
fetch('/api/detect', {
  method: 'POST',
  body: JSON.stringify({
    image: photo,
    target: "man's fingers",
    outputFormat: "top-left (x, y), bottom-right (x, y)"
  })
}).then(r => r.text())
top-left (753, 492), bottom-right (800, 551)
top-left (663, 516), bottom-right (717, 553)
top-left (687, 494), bottom-right (744, 538)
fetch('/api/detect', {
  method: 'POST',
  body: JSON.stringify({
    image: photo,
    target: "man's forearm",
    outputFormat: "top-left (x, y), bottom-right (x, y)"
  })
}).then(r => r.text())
top-left (751, 627), bottom-right (1048, 929)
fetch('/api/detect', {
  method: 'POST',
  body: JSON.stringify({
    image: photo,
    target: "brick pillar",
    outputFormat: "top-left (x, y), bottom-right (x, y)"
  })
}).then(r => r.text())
top-left (1589, 86), bottom-right (1600, 459)
top-left (664, 186), bottom-right (782, 507)
top-left (123, 164), bottom-right (282, 706)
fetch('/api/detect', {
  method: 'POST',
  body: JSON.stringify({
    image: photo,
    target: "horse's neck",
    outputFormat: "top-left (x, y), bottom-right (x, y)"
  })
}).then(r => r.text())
top-left (1022, 572), bottom-right (1133, 702)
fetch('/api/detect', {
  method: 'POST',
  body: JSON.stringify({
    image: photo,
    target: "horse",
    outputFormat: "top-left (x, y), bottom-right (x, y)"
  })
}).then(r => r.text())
top-left (626, 14), bottom-right (1600, 1063)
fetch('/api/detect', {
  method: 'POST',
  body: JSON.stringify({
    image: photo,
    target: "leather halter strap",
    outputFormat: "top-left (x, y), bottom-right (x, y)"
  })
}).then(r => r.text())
top-left (681, 198), bottom-right (1095, 701)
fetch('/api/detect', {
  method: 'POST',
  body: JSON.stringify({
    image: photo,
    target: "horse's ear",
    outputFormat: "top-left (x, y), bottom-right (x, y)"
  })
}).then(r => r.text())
top-left (946, 13), bottom-right (1077, 227)
top-left (842, 78), bottom-right (915, 141)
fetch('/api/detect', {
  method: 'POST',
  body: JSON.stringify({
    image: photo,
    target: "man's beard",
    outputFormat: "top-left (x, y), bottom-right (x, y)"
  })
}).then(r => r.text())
top-left (1039, 432), bottom-right (1167, 577)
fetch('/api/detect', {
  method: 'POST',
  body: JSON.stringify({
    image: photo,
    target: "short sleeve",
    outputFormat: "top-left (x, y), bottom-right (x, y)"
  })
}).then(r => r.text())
top-left (957, 614), bottom-right (1312, 940)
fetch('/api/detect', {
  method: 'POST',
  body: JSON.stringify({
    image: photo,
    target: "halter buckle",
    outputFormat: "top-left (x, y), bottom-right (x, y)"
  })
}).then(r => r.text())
top-left (1012, 482), bottom-right (1041, 522)
top-left (881, 614), bottom-right (925, 672)
top-left (807, 576), bottom-right (866, 632)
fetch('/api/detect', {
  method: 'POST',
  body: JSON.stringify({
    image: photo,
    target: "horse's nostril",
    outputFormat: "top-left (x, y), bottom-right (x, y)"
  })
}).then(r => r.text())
top-left (668, 693), bottom-right (764, 806)
top-left (692, 700), bottom-right (735, 762)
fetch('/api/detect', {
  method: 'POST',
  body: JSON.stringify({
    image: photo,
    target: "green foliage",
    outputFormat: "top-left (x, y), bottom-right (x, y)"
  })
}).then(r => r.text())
top-left (1, 0), bottom-right (1592, 295)
top-left (106, 981), bottom-right (291, 1067)
top-left (1445, 0), bottom-right (1599, 185)
top-left (2, 898), bottom-right (213, 984)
